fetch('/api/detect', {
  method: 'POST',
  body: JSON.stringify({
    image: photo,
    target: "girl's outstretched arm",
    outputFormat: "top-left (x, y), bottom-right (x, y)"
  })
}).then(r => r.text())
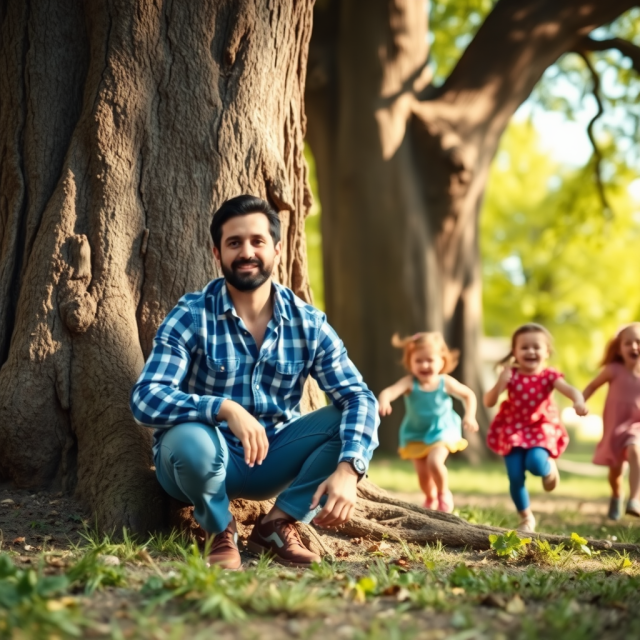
top-left (583, 367), bottom-right (613, 402)
top-left (378, 375), bottom-right (413, 416)
top-left (444, 376), bottom-right (479, 431)
top-left (554, 378), bottom-right (588, 416)
top-left (484, 366), bottom-right (512, 408)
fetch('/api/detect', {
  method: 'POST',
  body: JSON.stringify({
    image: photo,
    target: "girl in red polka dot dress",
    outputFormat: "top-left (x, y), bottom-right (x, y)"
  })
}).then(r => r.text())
top-left (484, 324), bottom-right (588, 532)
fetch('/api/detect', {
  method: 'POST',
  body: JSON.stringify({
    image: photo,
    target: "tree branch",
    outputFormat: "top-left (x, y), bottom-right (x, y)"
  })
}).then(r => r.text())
top-left (575, 35), bottom-right (640, 74)
top-left (428, 0), bottom-right (637, 141)
top-left (575, 51), bottom-right (613, 217)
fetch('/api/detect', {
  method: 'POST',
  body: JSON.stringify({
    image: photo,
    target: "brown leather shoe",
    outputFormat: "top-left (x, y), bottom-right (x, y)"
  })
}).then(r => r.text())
top-left (206, 517), bottom-right (242, 570)
top-left (247, 514), bottom-right (321, 568)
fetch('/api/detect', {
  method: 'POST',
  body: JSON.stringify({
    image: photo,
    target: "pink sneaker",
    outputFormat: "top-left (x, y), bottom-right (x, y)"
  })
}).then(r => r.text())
top-left (423, 495), bottom-right (438, 510)
top-left (437, 491), bottom-right (454, 513)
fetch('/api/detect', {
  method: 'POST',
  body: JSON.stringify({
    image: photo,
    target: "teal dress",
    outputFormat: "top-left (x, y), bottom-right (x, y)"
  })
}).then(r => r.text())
top-left (399, 376), bottom-right (464, 449)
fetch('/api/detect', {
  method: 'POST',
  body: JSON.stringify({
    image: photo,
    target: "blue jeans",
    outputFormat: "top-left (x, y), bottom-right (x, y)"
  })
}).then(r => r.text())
top-left (154, 405), bottom-right (342, 534)
top-left (504, 447), bottom-right (551, 511)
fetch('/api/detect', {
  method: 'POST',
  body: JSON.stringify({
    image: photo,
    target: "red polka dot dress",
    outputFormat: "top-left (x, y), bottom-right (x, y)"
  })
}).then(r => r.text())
top-left (487, 368), bottom-right (569, 458)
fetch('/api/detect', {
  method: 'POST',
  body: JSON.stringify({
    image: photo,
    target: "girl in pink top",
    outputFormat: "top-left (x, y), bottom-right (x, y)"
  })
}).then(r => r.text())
top-left (583, 323), bottom-right (640, 520)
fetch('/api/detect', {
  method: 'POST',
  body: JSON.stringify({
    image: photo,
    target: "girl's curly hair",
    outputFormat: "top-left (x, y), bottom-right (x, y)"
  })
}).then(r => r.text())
top-left (391, 331), bottom-right (459, 374)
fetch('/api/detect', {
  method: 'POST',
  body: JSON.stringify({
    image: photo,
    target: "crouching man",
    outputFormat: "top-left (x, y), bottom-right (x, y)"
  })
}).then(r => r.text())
top-left (131, 195), bottom-right (379, 569)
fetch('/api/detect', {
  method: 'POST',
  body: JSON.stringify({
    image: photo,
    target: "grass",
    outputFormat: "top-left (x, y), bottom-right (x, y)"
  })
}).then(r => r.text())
top-left (2, 460), bottom-right (640, 639)
top-left (368, 454), bottom-right (613, 499)
top-left (1, 525), bottom-right (640, 639)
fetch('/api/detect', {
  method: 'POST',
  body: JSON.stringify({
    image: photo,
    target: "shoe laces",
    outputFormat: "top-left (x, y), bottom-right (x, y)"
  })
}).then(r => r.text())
top-left (273, 519), bottom-right (303, 547)
top-left (211, 528), bottom-right (237, 552)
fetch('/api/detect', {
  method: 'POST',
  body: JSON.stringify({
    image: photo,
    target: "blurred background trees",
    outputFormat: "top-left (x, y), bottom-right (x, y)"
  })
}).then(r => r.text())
top-left (304, 0), bottom-right (640, 451)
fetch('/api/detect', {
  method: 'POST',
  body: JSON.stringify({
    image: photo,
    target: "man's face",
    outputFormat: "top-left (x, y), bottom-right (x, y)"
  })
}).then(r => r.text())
top-left (213, 212), bottom-right (281, 292)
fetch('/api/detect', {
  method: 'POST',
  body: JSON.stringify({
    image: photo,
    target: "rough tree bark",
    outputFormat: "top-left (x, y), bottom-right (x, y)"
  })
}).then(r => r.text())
top-left (0, 0), bottom-right (316, 532)
top-left (305, 0), bottom-right (637, 454)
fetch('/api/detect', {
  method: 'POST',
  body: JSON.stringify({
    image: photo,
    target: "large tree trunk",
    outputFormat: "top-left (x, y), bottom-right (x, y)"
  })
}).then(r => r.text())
top-left (0, 0), bottom-right (315, 532)
top-left (305, 0), bottom-right (635, 454)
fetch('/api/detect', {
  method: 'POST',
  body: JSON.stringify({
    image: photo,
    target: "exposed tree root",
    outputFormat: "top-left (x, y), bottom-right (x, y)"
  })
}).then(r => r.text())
top-left (169, 481), bottom-right (639, 557)
top-left (227, 481), bottom-right (640, 557)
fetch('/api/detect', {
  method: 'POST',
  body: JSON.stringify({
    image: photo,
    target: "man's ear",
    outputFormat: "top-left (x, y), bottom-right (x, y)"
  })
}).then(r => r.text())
top-left (212, 246), bottom-right (221, 266)
top-left (274, 241), bottom-right (282, 263)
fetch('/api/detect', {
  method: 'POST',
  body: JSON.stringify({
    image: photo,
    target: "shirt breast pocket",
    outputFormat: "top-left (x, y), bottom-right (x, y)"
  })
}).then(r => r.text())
top-left (206, 357), bottom-right (240, 375)
top-left (275, 361), bottom-right (305, 398)
top-left (276, 361), bottom-right (305, 377)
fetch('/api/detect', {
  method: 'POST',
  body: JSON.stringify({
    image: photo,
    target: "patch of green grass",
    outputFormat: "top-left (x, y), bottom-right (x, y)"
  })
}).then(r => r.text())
top-left (368, 454), bottom-right (612, 499)
top-left (142, 544), bottom-right (336, 621)
top-left (454, 504), bottom-right (514, 528)
top-left (75, 527), bottom-right (145, 562)
top-left (0, 553), bottom-right (87, 638)
top-left (147, 529), bottom-right (193, 558)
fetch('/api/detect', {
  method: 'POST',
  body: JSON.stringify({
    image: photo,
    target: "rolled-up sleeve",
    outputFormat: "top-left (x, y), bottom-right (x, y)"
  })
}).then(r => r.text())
top-left (130, 300), bottom-right (224, 428)
top-left (311, 317), bottom-right (380, 465)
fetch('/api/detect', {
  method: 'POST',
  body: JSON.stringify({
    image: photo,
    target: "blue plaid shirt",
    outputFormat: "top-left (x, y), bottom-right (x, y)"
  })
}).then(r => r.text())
top-left (130, 278), bottom-right (379, 466)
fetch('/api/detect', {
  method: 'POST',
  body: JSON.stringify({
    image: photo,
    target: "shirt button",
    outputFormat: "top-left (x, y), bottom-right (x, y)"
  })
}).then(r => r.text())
top-left (220, 366), bottom-right (225, 371)
top-left (255, 385), bottom-right (259, 390)
top-left (245, 331), bottom-right (249, 336)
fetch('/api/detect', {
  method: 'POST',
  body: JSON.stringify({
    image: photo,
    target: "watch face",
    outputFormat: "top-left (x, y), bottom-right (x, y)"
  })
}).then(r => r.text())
top-left (353, 458), bottom-right (366, 474)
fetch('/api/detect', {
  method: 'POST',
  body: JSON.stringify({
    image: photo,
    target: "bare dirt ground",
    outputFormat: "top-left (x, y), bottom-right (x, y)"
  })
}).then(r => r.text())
top-left (0, 482), bottom-right (87, 557)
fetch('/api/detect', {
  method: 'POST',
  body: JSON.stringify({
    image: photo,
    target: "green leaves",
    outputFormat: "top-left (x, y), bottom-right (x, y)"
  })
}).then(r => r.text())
top-left (0, 553), bottom-right (83, 637)
top-left (482, 121), bottom-right (640, 408)
top-left (570, 532), bottom-right (592, 557)
top-left (489, 531), bottom-right (532, 558)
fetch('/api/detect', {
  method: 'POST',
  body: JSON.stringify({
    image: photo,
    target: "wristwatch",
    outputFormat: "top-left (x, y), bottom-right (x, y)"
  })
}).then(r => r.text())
top-left (343, 456), bottom-right (367, 479)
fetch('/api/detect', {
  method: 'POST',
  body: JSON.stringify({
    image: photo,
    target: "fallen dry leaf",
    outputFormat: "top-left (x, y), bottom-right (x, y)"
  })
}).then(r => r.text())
top-left (396, 587), bottom-right (411, 602)
top-left (350, 537), bottom-right (363, 545)
top-left (45, 556), bottom-right (65, 568)
top-left (505, 595), bottom-right (526, 614)
top-left (12, 537), bottom-right (25, 545)
top-left (136, 549), bottom-right (153, 564)
top-left (388, 557), bottom-right (410, 570)
top-left (367, 541), bottom-right (391, 553)
top-left (23, 545), bottom-right (35, 552)
top-left (451, 587), bottom-right (466, 596)
top-left (481, 593), bottom-right (507, 609)
top-left (1, 499), bottom-right (15, 505)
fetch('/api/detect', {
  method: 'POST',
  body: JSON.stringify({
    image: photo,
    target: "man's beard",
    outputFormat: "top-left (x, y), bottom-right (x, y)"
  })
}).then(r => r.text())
top-left (222, 257), bottom-right (273, 292)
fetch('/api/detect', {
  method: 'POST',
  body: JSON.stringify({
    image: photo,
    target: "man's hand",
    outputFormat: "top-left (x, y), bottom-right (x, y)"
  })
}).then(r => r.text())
top-left (217, 399), bottom-right (269, 466)
top-left (310, 462), bottom-right (359, 528)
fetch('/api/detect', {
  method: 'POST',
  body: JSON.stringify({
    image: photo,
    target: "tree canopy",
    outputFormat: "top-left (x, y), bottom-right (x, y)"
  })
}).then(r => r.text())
top-left (481, 121), bottom-right (640, 411)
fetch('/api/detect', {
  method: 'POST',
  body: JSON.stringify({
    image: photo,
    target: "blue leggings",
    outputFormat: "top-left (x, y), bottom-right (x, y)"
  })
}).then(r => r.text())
top-left (504, 447), bottom-right (551, 511)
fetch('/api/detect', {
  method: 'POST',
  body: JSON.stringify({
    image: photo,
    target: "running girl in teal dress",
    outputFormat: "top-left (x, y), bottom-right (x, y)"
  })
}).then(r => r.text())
top-left (378, 332), bottom-right (479, 512)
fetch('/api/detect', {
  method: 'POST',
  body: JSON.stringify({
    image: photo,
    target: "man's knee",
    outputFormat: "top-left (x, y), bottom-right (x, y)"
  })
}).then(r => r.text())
top-left (160, 423), bottom-right (225, 476)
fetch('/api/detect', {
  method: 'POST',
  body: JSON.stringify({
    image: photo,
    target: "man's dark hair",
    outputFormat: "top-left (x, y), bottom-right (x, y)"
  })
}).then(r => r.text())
top-left (210, 195), bottom-right (280, 250)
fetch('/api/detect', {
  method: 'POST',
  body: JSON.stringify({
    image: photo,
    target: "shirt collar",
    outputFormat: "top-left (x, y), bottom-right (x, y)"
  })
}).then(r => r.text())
top-left (216, 279), bottom-right (290, 321)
